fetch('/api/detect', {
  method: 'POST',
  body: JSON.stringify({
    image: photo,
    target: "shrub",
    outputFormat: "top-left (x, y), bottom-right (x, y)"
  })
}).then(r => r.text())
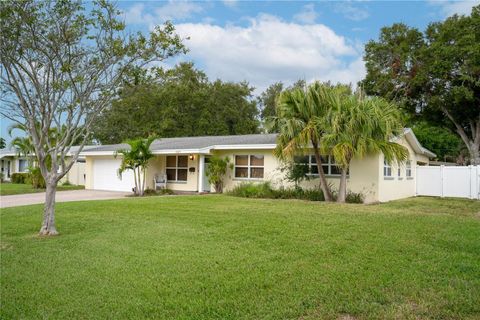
top-left (345, 191), bottom-right (364, 204)
top-left (228, 182), bottom-right (276, 199)
top-left (228, 182), bottom-right (325, 202)
top-left (143, 188), bottom-right (175, 196)
top-left (280, 161), bottom-right (311, 189)
top-left (11, 173), bottom-right (29, 184)
top-left (25, 167), bottom-right (46, 189)
top-left (205, 156), bottom-right (233, 193)
top-left (62, 180), bottom-right (72, 186)
top-left (301, 189), bottom-right (325, 201)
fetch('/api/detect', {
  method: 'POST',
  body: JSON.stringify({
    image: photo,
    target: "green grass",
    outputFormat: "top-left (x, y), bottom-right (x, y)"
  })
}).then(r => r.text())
top-left (0, 183), bottom-right (84, 195)
top-left (1, 196), bottom-right (479, 319)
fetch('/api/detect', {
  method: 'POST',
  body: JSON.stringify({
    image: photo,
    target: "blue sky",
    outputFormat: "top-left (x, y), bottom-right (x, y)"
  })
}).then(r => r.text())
top-left (1, 0), bottom-right (478, 143)
top-left (117, 0), bottom-right (478, 92)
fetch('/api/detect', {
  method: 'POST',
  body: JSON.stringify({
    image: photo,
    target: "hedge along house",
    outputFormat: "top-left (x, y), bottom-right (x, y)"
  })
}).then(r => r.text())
top-left (80, 129), bottom-right (435, 203)
top-left (0, 146), bottom-right (95, 185)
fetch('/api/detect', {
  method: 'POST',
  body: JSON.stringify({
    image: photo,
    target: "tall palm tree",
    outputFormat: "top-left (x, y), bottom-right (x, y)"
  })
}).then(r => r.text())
top-left (321, 93), bottom-right (408, 203)
top-left (269, 82), bottom-right (341, 201)
top-left (116, 136), bottom-right (156, 196)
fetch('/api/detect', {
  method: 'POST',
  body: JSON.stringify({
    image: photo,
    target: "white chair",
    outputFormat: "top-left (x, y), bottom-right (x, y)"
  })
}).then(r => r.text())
top-left (154, 174), bottom-right (167, 190)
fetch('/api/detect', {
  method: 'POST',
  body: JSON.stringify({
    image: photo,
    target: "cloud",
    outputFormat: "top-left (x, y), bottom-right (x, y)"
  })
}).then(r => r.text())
top-left (223, 0), bottom-right (238, 8)
top-left (175, 14), bottom-right (365, 92)
top-left (429, 0), bottom-right (479, 17)
top-left (123, 1), bottom-right (203, 27)
top-left (293, 4), bottom-right (318, 24)
top-left (334, 2), bottom-right (370, 21)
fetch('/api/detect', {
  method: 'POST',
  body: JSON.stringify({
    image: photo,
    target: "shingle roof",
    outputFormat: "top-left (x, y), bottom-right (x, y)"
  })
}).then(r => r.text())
top-left (84, 133), bottom-right (278, 153)
top-left (0, 148), bottom-right (16, 158)
top-left (0, 145), bottom-right (98, 159)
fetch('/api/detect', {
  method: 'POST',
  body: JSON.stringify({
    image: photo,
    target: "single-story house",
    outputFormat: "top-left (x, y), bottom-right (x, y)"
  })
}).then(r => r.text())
top-left (0, 146), bottom-right (93, 186)
top-left (80, 128), bottom-right (435, 203)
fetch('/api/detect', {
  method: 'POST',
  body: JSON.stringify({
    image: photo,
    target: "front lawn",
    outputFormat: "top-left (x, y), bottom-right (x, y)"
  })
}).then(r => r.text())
top-left (1, 196), bottom-right (479, 319)
top-left (0, 182), bottom-right (84, 196)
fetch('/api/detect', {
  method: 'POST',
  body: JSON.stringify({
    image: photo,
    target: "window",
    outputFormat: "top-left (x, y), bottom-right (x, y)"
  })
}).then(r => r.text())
top-left (406, 160), bottom-right (412, 178)
top-left (18, 159), bottom-right (28, 172)
top-left (166, 155), bottom-right (188, 182)
top-left (235, 155), bottom-right (264, 179)
top-left (295, 155), bottom-right (342, 176)
top-left (383, 160), bottom-right (392, 177)
top-left (398, 166), bottom-right (402, 179)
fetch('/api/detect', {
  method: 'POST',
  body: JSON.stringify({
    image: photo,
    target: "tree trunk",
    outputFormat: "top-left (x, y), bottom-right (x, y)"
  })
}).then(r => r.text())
top-left (469, 142), bottom-right (480, 165)
top-left (39, 180), bottom-right (59, 236)
top-left (143, 167), bottom-right (147, 195)
top-left (311, 140), bottom-right (333, 201)
top-left (443, 108), bottom-right (480, 165)
top-left (140, 167), bottom-right (144, 195)
top-left (337, 168), bottom-right (348, 203)
top-left (133, 167), bottom-right (138, 196)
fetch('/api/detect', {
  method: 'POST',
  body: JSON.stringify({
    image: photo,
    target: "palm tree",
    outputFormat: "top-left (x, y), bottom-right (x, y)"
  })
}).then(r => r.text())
top-left (321, 93), bottom-right (408, 203)
top-left (116, 137), bottom-right (156, 196)
top-left (269, 82), bottom-right (341, 201)
top-left (8, 123), bottom-right (36, 166)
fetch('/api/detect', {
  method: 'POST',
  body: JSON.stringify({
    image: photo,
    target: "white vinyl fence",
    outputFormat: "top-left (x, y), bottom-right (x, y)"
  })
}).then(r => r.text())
top-left (416, 165), bottom-right (480, 200)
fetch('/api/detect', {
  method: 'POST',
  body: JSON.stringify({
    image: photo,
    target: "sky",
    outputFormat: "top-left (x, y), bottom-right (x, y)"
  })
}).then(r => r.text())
top-left (1, 0), bottom-right (479, 144)
top-left (117, 0), bottom-right (479, 93)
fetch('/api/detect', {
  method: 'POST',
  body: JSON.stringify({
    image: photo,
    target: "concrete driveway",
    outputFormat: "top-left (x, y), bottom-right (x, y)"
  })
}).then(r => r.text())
top-left (0, 190), bottom-right (130, 208)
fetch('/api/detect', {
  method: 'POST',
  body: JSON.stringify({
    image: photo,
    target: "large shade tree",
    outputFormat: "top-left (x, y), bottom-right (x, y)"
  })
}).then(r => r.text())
top-left (321, 93), bottom-right (408, 203)
top-left (92, 63), bottom-right (259, 144)
top-left (0, 0), bottom-right (186, 235)
top-left (361, 6), bottom-right (480, 164)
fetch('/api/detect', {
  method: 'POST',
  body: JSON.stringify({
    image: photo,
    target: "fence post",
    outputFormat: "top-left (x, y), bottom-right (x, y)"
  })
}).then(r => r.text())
top-left (477, 166), bottom-right (480, 200)
top-left (469, 165), bottom-right (473, 199)
top-left (440, 165), bottom-right (444, 198)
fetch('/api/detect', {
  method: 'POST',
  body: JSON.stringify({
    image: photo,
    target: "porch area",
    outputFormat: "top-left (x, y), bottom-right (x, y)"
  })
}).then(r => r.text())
top-left (145, 153), bottom-right (212, 193)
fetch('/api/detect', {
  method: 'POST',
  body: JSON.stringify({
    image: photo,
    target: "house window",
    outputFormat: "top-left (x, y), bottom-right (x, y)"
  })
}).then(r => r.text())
top-left (295, 155), bottom-right (342, 176)
top-left (18, 159), bottom-right (28, 172)
top-left (406, 160), bottom-right (412, 177)
top-left (383, 160), bottom-right (392, 177)
top-left (234, 155), bottom-right (264, 179)
top-left (166, 155), bottom-right (188, 182)
top-left (398, 166), bottom-right (402, 179)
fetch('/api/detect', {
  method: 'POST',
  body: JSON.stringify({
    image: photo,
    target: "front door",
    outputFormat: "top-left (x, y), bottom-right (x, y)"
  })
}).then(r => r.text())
top-left (202, 157), bottom-right (211, 192)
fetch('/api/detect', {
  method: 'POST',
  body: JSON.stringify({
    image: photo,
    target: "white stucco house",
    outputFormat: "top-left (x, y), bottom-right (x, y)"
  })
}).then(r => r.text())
top-left (79, 129), bottom-right (435, 203)
top-left (0, 146), bottom-right (93, 186)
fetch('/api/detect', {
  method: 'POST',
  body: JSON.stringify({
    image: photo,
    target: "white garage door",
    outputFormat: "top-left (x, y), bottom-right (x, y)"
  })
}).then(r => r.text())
top-left (93, 158), bottom-right (135, 192)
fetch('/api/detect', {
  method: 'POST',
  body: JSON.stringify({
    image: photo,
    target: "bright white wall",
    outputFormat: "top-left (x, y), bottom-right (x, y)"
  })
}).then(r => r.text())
top-left (417, 166), bottom-right (479, 199)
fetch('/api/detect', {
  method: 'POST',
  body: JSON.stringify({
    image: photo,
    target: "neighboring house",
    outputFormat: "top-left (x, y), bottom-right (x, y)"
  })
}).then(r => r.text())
top-left (0, 148), bottom-right (25, 181)
top-left (0, 146), bottom-right (95, 185)
top-left (80, 128), bottom-right (435, 203)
